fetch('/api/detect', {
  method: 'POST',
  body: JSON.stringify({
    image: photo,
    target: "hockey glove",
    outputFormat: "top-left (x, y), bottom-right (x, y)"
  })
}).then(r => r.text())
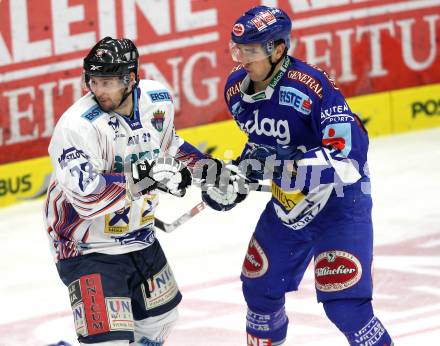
top-left (201, 159), bottom-right (250, 211)
top-left (132, 157), bottom-right (192, 197)
top-left (241, 143), bottom-right (304, 180)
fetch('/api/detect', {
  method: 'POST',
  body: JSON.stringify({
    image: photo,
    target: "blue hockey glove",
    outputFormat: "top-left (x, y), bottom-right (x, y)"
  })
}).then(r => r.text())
top-left (241, 143), bottom-right (304, 180)
top-left (132, 157), bottom-right (192, 197)
top-left (201, 160), bottom-right (250, 211)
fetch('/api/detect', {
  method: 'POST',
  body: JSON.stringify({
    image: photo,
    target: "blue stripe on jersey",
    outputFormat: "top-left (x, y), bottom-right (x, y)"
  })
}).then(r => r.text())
top-left (81, 105), bottom-right (103, 122)
top-left (147, 89), bottom-right (172, 103)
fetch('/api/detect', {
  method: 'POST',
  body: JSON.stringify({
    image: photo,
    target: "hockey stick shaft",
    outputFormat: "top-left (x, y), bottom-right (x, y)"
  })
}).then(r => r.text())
top-left (154, 182), bottom-right (271, 233)
top-left (154, 201), bottom-right (206, 233)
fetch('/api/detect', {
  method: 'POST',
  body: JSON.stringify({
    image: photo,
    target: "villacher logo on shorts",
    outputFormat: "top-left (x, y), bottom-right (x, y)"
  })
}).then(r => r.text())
top-left (242, 237), bottom-right (269, 278)
top-left (314, 250), bottom-right (362, 292)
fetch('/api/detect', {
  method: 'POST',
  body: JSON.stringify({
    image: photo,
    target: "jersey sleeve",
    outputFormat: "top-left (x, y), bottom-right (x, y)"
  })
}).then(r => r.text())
top-left (301, 76), bottom-right (368, 186)
top-left (49, 118), bottom-right (126, 219)
top-left (155, 92), bottom-right (208, 168)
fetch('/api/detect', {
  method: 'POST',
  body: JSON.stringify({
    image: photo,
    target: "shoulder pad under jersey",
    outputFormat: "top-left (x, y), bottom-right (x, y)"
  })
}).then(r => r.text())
top-left (224, 65), bottom-right (246, 106)
top-left (59, 93), bottom-right (104, 128)
top-left (289, 58), bottom-right (340, 96)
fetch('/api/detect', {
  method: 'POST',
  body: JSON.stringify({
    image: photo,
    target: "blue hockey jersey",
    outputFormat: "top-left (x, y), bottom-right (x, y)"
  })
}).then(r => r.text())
top-left (224, 56), bottom-right (370, 230)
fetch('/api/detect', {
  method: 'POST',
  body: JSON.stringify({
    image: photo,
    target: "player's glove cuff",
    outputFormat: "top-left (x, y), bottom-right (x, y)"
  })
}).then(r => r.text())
top-left (201, 161), bottom-right (249, 211)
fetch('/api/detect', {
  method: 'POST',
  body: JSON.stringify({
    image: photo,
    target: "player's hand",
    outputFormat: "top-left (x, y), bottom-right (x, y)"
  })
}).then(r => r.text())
top-left (201, 160), bottom-right (249, 211)
top-left (241, 144), bottom-right (304, 179)
top-left (132, 157), bottom-right (192, 197)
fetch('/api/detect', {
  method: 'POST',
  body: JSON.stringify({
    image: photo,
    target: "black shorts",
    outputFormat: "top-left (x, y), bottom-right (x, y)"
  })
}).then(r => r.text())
top-left (56, 239), bottom-right (182, 344)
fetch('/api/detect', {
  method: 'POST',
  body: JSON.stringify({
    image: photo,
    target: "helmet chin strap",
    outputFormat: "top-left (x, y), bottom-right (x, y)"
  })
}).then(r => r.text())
top-left (262, 48), bottom-right (288, 81)
top-left (118, 85), bottom-right (132, 109)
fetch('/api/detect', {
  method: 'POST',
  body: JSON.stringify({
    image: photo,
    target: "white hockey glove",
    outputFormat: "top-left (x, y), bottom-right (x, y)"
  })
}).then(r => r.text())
top-left (201, 159), bottom-right (250, 211)
top-left (132, 157), bottom-right (192, 197)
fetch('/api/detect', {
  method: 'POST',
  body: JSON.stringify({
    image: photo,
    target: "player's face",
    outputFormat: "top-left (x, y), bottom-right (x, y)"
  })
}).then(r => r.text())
top-left (239, 42), bottom-right (285, 83)
top-left (229, 42), bottom-right (271, 82)
top-left (242, 58), bottom-right (273, 82)
top-left (88, 76), bottom-right (128, 112)
top-left (230, 42), bottom-right (270, 65)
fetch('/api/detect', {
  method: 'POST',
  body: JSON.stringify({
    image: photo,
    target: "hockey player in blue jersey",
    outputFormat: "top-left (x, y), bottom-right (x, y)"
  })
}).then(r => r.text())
top-left (202, 6), bottom-right (393, 346)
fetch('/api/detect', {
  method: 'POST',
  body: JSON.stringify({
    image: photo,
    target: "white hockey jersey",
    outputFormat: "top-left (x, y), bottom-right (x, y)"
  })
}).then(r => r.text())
top-left (44, 80), bottom-right (187, 262)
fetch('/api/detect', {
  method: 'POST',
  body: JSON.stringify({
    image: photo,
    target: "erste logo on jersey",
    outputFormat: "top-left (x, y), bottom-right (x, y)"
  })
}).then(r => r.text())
top-left (147, 89), bottom-right (172, 103)
top-left (82, 105), bottom-right (103, 122)
top-left (314, 250), bottom-right (362, 292)
top-left (242, 109), bottom-right (290, 145)
top-left (279, 86), bottom-right (312, 115)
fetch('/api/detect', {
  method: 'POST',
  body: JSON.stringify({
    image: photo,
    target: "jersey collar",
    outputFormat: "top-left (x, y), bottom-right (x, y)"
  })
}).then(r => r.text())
top-left (116, 86), bottom-right (143, 130)
top-left (240, 56), bottom-right (291, 103)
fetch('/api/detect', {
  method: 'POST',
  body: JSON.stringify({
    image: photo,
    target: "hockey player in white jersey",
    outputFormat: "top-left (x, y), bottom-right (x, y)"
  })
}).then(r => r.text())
top-left (44, 37), bottom-right (208, 345)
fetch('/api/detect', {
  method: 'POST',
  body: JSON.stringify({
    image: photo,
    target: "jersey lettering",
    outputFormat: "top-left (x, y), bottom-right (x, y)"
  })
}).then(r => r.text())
top-left (243, 109), bottom-right (290, 145)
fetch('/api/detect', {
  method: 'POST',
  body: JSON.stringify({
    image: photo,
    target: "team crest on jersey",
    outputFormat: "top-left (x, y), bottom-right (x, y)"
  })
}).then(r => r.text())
top-left (151, 110), bottom-right (165, 132)
top-left (108, 116), bottom-right (119, 131)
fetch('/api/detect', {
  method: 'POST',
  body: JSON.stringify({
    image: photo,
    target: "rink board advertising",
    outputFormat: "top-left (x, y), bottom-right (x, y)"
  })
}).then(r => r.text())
top-left (1, 0), bottom-right (440, 206)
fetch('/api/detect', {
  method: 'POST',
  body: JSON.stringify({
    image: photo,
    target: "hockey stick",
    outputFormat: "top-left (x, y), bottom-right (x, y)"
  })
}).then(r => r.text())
top-left (154, 182), bottom-right (271, 233)
top-left (154, 201), bottom-right (207, 233)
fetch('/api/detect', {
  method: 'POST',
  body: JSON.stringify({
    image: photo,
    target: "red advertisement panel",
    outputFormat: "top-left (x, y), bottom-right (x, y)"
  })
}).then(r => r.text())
top-left (1, 0), bottom-right (439, 164)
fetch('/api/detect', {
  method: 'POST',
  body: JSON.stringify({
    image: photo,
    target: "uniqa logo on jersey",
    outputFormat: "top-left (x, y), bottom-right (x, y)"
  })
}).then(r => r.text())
top-left (243, 109), bottom-right (290, 145)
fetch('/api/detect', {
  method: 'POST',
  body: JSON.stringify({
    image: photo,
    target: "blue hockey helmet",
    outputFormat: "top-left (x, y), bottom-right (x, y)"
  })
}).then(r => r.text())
top-left (230, 6), bottom-right (292, 63)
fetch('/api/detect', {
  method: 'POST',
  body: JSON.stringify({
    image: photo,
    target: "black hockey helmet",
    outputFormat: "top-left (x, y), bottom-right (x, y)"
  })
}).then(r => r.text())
top-left (83, 36), bottom-right (139, 85)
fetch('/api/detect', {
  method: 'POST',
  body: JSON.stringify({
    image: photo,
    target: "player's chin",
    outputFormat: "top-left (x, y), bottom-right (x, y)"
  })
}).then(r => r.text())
top-left (246, 69), bottom-right (265, 82)
top-left (97, 101), bottom-right (114, 112)
top-left (249, 73), bottom-right (266, 82)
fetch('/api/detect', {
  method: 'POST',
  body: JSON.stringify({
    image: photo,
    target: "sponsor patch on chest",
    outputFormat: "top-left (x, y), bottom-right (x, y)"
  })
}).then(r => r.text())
top-left (279, 86), bottom-right (312, 115)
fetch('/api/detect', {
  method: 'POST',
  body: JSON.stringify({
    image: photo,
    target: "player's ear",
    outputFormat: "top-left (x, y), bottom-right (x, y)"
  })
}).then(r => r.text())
top-left (274, 42), bottom-right (286, 60)
top-left (129, 72), bottom-right (136, 87)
